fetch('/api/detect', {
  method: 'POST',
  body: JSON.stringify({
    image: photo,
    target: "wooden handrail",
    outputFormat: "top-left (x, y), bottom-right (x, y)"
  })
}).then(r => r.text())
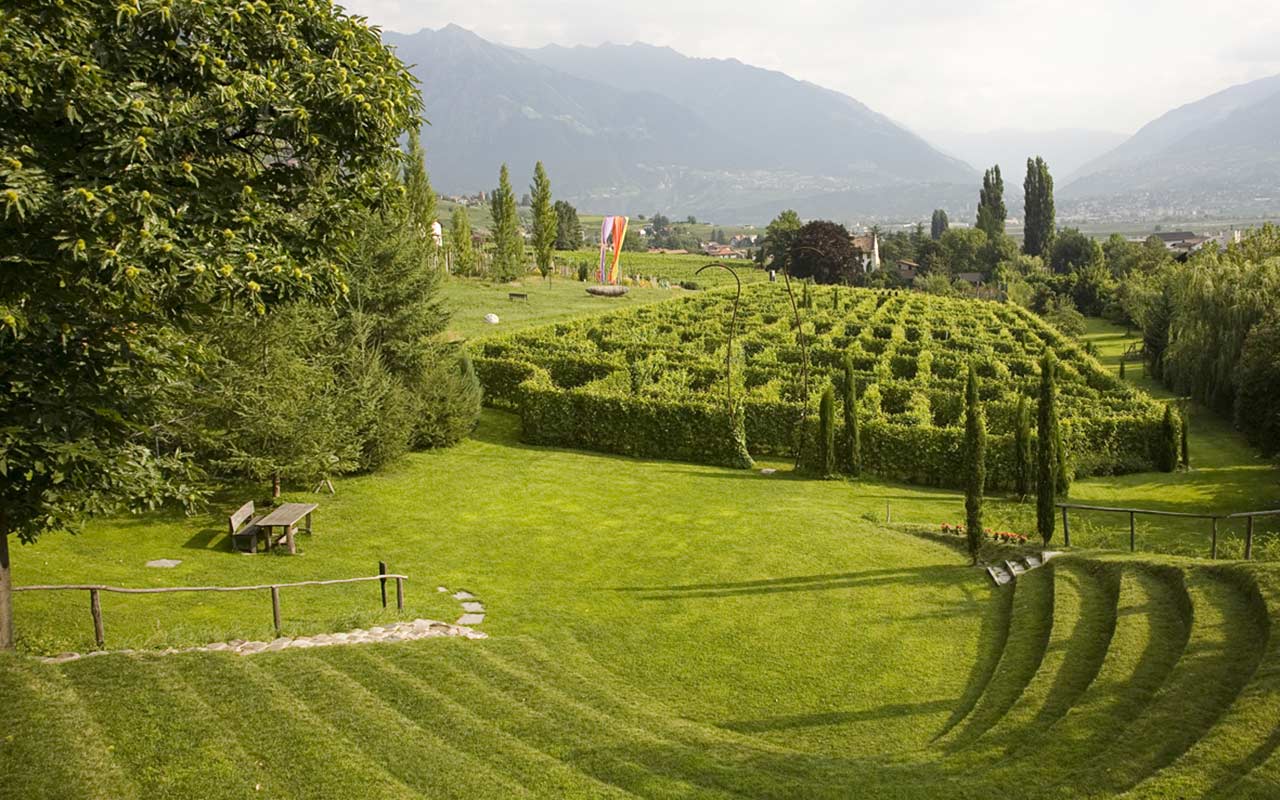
top-left (13, 575), bottom-right (409, 594)
top-left (1056, 502), bottom-right (1279, 561)
top-left (14, 572), bottom-right (409, 648)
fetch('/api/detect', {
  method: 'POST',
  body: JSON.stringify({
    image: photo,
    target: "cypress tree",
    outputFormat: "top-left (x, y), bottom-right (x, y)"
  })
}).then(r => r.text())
top-left (1014, 396), bottom-right (1033, 498)
top-left (1037, 351), bottom-right (1059, 545)
top-left (964, 364), bottom-right (987, 565)
top-left (1119, 357), bottom-right (1127, 379)
top-left (1158, 405), bottom-right (1180, 472)
top-left (530, 161), bottom-right (556, 279)
top-left (1181, 406), bottom-right (1190, 469)
top-left (818, 385), bottom-right (836, 478)
top-left (976, 165), bottom-right (1006, 240)
top-left (449, 205), bottom-right (475, 275)
top-left (1023, 157), bottom-right (1056, 257)
top-left (489, 164), bottom-right (522, 281)
top-left (842, 355), bottom-right (862, 476)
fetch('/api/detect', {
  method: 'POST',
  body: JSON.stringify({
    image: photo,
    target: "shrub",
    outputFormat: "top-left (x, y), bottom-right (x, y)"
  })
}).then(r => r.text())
top-left (412, 348), bottom-right (483, 449)
top-left (817, 385), bottom-right (837, 478)
top-left (1156, 405), bottom-right (1179, 472)
top-left (577, 263), bottom-right (590, 282)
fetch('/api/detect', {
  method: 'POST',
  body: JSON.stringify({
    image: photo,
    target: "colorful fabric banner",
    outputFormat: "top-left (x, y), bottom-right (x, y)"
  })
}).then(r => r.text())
top-left (608, 216), bottom-right (628, 284)
top-left (598, 216), bottom-right (614, 283)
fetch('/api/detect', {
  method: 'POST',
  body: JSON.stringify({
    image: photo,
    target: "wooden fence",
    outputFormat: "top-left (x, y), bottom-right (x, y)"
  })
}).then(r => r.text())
top-left (14, 571), bottom-right (407, 649)
top-left (1057, 503), bottom-right (1280, 559)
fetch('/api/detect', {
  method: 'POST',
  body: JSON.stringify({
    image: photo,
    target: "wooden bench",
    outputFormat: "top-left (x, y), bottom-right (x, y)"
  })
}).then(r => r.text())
top-left (228, 501), bottom-right (264, 554)
top-left (508, 292), bottom-right (528, 302)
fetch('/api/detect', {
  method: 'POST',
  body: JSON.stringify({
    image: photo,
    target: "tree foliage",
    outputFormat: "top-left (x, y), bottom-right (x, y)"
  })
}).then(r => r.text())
top-left (404, 129), bottom-right (438, 243)
top-left (0, 0), bottom-right (419, 548)
top-left (1014, 396), bottom-right (1032, 498)
top-left (817, 384), bottom-right (836, 478)
top-left (529, 161), bottom-right (555, 278)
top-left (842, 356), bottom-right (862, 476)
top-left (764, 209), bottom-right (802, 273)
top-left (489, 164), bottom-right (522, 280)
top-left (930, 209), bottom-right (949, 241)
top-left (553, 200), bottom-right (583, 250)
top-left (963, 364), bottom-right (987, 564)
top-left (1036, 352), bottom-right (1059, 544)
top-left (449, 205), bottom-right (477, 275)
top-left (788, 220), bottom-right (860, 285)
top-left (1023, 157), bottom-right (1056, 258)
top-left (976, 165), bottom-right (1006, 240)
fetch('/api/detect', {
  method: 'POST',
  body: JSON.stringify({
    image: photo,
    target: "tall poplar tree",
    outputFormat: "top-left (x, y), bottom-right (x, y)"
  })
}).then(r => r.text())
top-left (1023, 157), bottom-right (1056, 258)
top-left (489, 163), bottom-right (522, 281)
top-left (1037, 351), bottom-right (1060, 544)
top-left (976, 165), bottom-right (1006, 240)
top-left (530, 162), bottom-right (556, 279)
top-left (963, 364), bottom-right (987, 565)
top-left (931, 209), bottom-right (950, 241)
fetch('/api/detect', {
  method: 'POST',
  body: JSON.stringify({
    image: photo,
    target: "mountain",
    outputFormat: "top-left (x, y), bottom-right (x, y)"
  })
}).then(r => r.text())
top-left (382, 26), bottom-right (976, 223)
top-left (1063, 74), bottom-right (1280, 215)
top-left (923, 128), bottom-right (1129, 189)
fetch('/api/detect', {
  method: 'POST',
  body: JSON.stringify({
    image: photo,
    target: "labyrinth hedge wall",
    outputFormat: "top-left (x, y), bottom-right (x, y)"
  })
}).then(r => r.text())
top-left (473, 284), bottom-right (1170, 488)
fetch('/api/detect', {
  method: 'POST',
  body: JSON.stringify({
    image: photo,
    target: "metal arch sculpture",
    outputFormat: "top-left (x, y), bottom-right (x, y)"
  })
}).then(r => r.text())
top-left (695, 262), bottom-right (743, 415)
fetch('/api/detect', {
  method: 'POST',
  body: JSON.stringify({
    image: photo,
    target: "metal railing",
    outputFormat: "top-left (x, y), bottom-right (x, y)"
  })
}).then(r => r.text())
top-left (1057, 503), bottom-right (1280, 559)
top-left (14, 571), bottom-right (408, 649)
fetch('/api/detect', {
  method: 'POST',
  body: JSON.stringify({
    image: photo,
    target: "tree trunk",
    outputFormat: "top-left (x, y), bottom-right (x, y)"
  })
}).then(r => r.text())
top-left (0, 530), bottom-right (13, 651)
top-left (272, 473), bottom-right (281, 499)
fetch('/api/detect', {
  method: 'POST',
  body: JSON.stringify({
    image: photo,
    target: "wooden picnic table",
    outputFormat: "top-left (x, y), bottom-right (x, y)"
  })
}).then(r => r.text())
top-left (256, 503), bottom-right (317, 555)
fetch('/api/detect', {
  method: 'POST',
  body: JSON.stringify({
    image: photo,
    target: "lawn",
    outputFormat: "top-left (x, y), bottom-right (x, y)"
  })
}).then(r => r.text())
top-left (4, 308), bottom-right (1279, 799)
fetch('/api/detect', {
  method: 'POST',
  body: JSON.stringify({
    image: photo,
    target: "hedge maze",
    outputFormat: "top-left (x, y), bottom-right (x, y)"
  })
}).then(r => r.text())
top-left (474, 284), bottom-right (1170, 488)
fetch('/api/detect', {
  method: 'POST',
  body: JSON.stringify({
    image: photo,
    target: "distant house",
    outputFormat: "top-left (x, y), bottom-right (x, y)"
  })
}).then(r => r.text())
top-left (897, 260), bottom-right (920, 284)
top-left (1139, 231), bottom-right (1213, 255)
top-left (850, 232), bottom-right (882, 272)
top-left (701, 242), bottom-right (744, 259)
top-left (955, 272), bottom-right (984, 287)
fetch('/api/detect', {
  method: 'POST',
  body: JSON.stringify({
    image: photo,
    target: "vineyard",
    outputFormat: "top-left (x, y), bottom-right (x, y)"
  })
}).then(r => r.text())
top-left (474, 284), bottom-right (1172, 487)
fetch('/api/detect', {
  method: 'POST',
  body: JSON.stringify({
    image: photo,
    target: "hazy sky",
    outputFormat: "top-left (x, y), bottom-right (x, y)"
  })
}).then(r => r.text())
top-left (342, 0), bottom-right (1280, 135)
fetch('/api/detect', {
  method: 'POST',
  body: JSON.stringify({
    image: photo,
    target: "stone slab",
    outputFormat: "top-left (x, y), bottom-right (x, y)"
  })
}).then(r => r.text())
top-left (145, 559), bottom-right (182, 568)
top-left (452, 590), bottom-right (475, 600)
top-left (461, 601), bottom-right (486, 613)
top-left (456, 613), bottom-right (486, 626)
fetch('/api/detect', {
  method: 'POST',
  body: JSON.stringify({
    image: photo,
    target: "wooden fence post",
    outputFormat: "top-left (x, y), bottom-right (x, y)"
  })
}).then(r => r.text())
top-left (1062, 507), bottom-right (1071, 548)
top-left (270, 586), bottom-right (282, 635)
top-left (1246, 517), bottom-right (1255, 561)
top-left (395, 577), bottom-right (404, 611)
top-left (89, 589), bottom-right (104, 649)
top-left (378, 561), bottom-right (388, 609)
top-left (1211, 518), bottom-right (1219, 560)
top-left (1129, 511), bottom-right (1136, 553)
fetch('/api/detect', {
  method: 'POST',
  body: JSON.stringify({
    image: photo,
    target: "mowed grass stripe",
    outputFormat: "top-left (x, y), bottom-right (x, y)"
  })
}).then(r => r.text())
top-left (1122, 568), bottom-right (1277, 799)
top-left (940, 564), bottom-right (1056, 751)
top-left (55, 655), bottom-right (258, 800)
top-left (177, 653), bottom-right (424, 800)
top-left (0, 657), bottom-right (139, 800)
top-left (985, 564), bottom-right (1190, 790)
top-left (1059, 569), bottom-right (1267, 797)
top-left (316, 643), bottom-right (639, 799)
top-left (374, 641), bottom-right (750, 799)
top-left (254, 648), bottom-right (534, 799)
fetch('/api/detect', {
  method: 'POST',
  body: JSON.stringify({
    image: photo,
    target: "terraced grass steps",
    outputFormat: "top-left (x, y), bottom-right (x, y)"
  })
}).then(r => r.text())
top-left (944, 559), bottom-right (1118, 769)
top-left (254, 650), bottom-right (537, 799)
top-left (0, 655), bottom-right (139, 800)
top-left (948, 563), bottom-right (1191, 793)
top-left (1050, 568), bottom-right (1267, 798)
top-left (936, 564), bottom-right (1056, 750)
top-left (316, 644), bottom-right (638, 798)
top-left (1120, 568), bottom-right (1277, 800)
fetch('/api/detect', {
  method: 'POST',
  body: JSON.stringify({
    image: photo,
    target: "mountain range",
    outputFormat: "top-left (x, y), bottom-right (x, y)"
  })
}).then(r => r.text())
top-left (383, 25), bottom-right (976, 223)
top-left (1062, 73), bottom-right (1280, 216)
top-left (384, 25), bottom-right (1280, 224)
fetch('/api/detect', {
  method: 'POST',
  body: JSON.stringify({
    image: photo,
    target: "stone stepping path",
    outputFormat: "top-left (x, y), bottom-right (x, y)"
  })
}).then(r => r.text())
top-left (987, 552), bottom-right (1061, 586)
top-left (439, 584), bottom-right (488, 627)
top-left (40, 618), bottom-right (486, 664)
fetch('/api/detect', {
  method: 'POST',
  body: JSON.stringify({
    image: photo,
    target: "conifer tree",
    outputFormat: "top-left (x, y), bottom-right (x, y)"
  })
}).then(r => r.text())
top-left (449, 206), bottom-right (476, 275)
top-left (404, 129), bottom-right (437, 242)
top-left (964, 364), bottom-right (987, 564)
top-left (1037, 351), bottom-right (1060, 544)
top-left (1014, 396), bottom-right (1033, 497)
top-left (1023, 157), bottom-right (1057, 257)
top-left (817, 385), bottom-right (836, 478)
top-left (1119, 358), bottom-right (1127, 379)
top-left (1181, 406), bottom-right (1191, 469)
top-left (976, 165), bottom-right (1006, 240)
top-left (1158, 405), bottom-right (1180, 472)
top-left (530, 161), bottom-right (556, 279)
top-left (842, 355), bottom-right (862, 476)
top-left (489, 164), bottom-right (522, 281)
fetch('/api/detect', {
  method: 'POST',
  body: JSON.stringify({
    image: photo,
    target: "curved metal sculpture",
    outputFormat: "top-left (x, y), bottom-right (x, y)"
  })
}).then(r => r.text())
top-left (695, 262), bottom-right (743, 414)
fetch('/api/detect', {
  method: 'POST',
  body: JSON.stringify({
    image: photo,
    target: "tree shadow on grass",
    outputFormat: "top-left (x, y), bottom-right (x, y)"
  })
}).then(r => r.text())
top-left (718, 700), bottom-right (957, 734)
top-left (610, 565), bottom-right (969, 600)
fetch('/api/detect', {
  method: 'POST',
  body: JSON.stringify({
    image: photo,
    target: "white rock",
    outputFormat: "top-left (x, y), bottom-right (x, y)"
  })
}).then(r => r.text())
top-left (483, 313), bottom-right (500, 325)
